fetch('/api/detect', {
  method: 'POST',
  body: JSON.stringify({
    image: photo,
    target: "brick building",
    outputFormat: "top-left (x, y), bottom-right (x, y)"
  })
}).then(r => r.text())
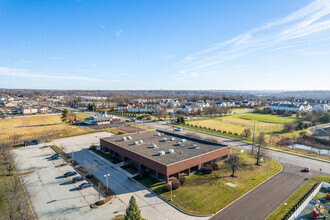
top-left (100, 130), bottom-right (230, 182)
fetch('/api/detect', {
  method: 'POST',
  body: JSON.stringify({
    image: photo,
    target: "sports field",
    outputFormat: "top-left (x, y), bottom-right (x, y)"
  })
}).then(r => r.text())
top-left (187, 112), bottom-right (298, 137)
top-left (0, 114), bottom-right (89, 144)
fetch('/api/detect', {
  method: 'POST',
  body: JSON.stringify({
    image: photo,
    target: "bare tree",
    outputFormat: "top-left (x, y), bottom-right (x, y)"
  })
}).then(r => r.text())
top-left (84, 162), bottom-right (97, 177)
top-left (225, 154), bottom-right (241, 177)
top-left (242, 128), bottom-right (251, 138)
top-left (255, 133), bottom-right (267, 165)
top-left (6, 158), bottom-right (15, 176)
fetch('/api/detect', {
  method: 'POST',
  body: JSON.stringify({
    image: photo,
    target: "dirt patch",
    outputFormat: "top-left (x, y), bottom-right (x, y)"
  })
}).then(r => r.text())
top-left (116, 125), bottom-right (145, 133)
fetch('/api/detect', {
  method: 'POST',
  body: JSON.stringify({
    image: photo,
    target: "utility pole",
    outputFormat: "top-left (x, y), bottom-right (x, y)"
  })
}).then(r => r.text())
top-left (252, 123), bottom-right (256, 154)
top-left (44, 119), bottom-right (47, 147)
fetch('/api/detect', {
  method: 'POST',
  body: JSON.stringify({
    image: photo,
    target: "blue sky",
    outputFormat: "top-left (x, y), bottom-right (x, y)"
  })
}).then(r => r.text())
top-left (0, 0), bottom-right (330, 90)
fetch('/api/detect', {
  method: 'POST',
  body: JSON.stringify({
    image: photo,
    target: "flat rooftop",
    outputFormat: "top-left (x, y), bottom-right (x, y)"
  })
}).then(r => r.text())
top-left (101, 130), bottom-right (228, 165)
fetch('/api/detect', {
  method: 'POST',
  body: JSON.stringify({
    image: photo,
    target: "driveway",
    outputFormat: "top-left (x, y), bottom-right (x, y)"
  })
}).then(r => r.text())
top-left (211, 164), bottom-right (315, 220)
top-left (52, 132), bottom-right (208, 220)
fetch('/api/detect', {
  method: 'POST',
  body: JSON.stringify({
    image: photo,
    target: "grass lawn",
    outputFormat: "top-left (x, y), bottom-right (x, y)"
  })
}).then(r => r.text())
top-left (187, 112), bottom-right (298, 140)
top-left (75, 113), bottom-right (90, 122)
top-left (92, 149), bottom-right (121, 164)
top-left (0, 114), bottom-right (89, 144)
top-left (0, 152), bottom-right (34, 218)
top-left (267, 176), bottom-right (330, 220)
top-left (230, 108), bottom-right (252, 113)
top-left (124, 167), bottom-right (137, 175)
top-left (139, 150), bottom-right (282, 215)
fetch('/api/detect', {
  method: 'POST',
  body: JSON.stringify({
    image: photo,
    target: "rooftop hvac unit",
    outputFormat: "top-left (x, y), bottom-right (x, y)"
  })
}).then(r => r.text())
top-left (158, 151), bottom-right (165, 156)
top-left (162, 138), bottom-right (167, 142)
top-left (181, 139), bottom-right (186, 142)
top-left (177, 142), bottom-right (182, 146)
top-left (127, 136), bottom-right (132, 140)
top-left (138, 140), bottom-right (143, 144)
top-left (152, 143), bottom-right (157, 148)
top-left (192, 144), bottom-right (197, 149)
top-left (171, 138), bottom-right (175, 141)
top-left (122, 137), bottom-right (127, 141)
top-left (168, 149), bottom-right (174, 154)
top-left (134, 141), bottom-right (139, 145)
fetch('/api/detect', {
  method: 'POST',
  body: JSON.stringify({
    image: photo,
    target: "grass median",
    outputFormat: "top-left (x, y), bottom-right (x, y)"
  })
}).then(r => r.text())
top-left (138, 150), bottom-right (282, 216)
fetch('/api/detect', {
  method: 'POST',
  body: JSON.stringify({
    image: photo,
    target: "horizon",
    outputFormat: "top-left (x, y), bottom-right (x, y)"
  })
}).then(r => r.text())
top-left (1, 0), bottom-right (330, 90)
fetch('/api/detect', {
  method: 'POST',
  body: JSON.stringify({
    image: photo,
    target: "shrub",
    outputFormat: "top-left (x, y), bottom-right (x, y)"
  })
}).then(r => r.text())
top-left (164, 183), bottom-right (171, 192)
top-left (172, 179), bottom-right (181, 190)
top-left (211, 163), bottom-right (219, 170)
top-left (179, 176), bottom-right (186, 185)
top-left (202, 166), bottom-right (213, 174)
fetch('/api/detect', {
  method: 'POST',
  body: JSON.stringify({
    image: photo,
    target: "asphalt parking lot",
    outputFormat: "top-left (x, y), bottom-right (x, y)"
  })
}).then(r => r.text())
top-left (12, 138), bottom-right (124, 220)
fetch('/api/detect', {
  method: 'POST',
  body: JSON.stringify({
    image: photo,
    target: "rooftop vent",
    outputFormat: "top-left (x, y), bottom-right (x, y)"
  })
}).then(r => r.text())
top-left (138, 140), bottom-right (143, 144)
top-left (157, 133), bottom-right (161, 136)
top-left (127, 136), bottom-right (132, 140)
top-left (162, 138), bottom-right (167, 142)
top-left (192, 144), bottom-right (197, 149)
top-left (168, 149), bottom-right (174, 154)
top-left (171, 138), bottom-right (175, 141)
top-left (177, 142), bottom-right (182, 146)
top-left (158, 151), bottom-right (165, 156)
top-left (134, 141), bottom-right (139, 145)
top-left (180, 139), bottom-right (186, 142)
top-left (152, 143), bottom-right (157, 148)
top-left (122, 137), bottom-right (127, 141)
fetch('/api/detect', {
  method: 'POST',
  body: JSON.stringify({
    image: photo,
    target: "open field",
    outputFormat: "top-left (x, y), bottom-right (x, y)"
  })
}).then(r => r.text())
top-left (268, 175), bottom-right (330, 220)
top-left (187, 112), bottom-right (298, 139)
top-left (0, 115), bottom-right (90, 144)
top-left (139, 150), bottom-right (282, 215)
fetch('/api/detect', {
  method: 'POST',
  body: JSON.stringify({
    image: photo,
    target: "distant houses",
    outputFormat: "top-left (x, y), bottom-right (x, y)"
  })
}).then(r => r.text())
top-left (84, 112), bottom-right (118, 125)
top-left (268, 102), bottom-right (312, 113)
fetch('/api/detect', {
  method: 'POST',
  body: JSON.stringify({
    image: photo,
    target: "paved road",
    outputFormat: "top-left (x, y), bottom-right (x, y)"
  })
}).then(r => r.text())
top-left (211, 164), bottom-right (315, 220)
top-left (146, 122), bottom-right (330, 175)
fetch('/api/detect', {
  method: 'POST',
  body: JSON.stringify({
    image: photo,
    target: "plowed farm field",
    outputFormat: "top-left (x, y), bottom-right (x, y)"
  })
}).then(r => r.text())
top-left (0, 115), bottom-right (89, 144)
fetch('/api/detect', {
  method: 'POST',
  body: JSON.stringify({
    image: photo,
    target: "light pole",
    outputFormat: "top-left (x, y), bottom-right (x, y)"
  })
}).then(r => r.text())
top-left (104, 174), bottom-right (110, 192)
top-left (169, 181), bottom-right (172, 201)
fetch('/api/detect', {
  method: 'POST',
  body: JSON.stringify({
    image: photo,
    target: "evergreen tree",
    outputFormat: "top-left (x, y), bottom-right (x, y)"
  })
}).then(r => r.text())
top-left (181, 117), bottom-right (185, 124)
top-left (61, 109), bottom-right (68, 123)
top-left (125, 196), bottom-right (141, 220)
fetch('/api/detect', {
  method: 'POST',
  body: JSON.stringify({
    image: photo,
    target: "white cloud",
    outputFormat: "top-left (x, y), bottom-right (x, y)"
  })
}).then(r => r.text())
top-left (0, 67), bottom-right (100, 81)
top-left (77, 68), bottom-right (89, 73)
top-left (179, 0), bottom-right (330, 76)
top-left (99, 24), bottom-right (106, 30)
top-left (115, 29), bottom-right (123, 37)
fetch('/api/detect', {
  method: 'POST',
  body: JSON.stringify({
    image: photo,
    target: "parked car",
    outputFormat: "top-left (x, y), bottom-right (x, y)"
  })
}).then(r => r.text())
top-left (174, 127), bottom-right (182, 132)
top-left (304, 167), bottom-right (311, 172)
top-left (72, 176), bottom-right (85, 183)
top-left (63, 171), bottom-right (77, 177)
top-left (79, 182), bottom-right (92, 189)
top-left (51, 154), bottom-right (61, 160)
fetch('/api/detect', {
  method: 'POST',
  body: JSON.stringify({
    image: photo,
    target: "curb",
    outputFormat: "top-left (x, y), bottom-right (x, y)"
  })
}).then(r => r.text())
top-left (89, 150), bottom-right (210, 218)
top-left (212, 163), bottom-right (284, 217)
top-left (91, 195), bottom-right (116, 208)
top-left (133, 175), bottom-right (212, 218)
